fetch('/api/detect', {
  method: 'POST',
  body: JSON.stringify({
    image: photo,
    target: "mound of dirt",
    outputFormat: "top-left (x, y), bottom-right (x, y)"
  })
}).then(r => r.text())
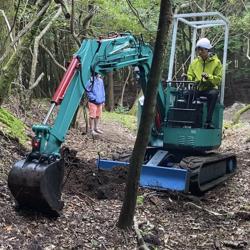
top-left (63, 155), bottom-right (129, 201)
top-left (0, 131), bottom-right (26, 182)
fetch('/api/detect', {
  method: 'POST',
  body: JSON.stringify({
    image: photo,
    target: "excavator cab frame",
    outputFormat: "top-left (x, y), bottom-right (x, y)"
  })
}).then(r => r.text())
top-left (161, 12), bottom-right (229, 151)
top-left (168, 12), bottom-right (229, 103)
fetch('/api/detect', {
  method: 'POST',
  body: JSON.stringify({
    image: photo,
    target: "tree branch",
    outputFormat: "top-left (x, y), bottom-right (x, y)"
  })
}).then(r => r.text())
top-left (29, 7), bottom-right (62, 88)
top-left (40, 43), bottom-right (66, 71)
top-left (54, 0), bottom-right (71, 18)
top-left (70, 0), bottom-right (81, 46)
top-left (0, 9), bottom-right (16, 51)
top-left (245, 36), bottom-right (250, 60)
top-left (29, 72), bottom-right (45, 90)
top-left (0, 2), bottom-right (51, 64)
top-left (125, 0), bottom-right (150, 32)
top-left (9, 0), bottom-right (21, 36)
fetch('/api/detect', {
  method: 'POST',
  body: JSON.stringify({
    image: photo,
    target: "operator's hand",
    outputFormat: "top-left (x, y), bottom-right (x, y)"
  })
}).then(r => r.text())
top-left (201, 72), bottom-right (209, 80)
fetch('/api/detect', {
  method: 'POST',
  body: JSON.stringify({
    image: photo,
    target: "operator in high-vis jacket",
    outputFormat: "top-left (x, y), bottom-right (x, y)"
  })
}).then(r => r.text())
top-left (187, 37), bottom-right (222, 129)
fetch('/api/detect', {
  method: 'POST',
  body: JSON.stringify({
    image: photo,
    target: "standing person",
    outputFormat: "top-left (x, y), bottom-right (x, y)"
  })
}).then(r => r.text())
top-left (86, 73), bottom-right (105, 135)
top-left (187, 37), bottom-right (222, 129)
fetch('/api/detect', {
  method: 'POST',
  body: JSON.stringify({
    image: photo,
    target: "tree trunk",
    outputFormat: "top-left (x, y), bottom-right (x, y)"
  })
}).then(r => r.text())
top-left (232, 104), bottom-right (250, 125)
top-left (128, 89), bottom-right (142, 116)
top-left (106, 72), bottom-right (114, 112)
top-left (118, 67), bottom-right (131, 107)
top-left (117, 0), bottom-right (172, 229)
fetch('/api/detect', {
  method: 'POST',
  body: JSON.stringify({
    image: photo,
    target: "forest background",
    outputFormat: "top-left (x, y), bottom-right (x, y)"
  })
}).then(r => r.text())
top-left (0, 0), bottom-right (249, 112)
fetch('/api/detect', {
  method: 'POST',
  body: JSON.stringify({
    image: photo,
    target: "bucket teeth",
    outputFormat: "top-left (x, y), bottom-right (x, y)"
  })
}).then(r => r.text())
top-left (8, 157), bottom-right (64, 216)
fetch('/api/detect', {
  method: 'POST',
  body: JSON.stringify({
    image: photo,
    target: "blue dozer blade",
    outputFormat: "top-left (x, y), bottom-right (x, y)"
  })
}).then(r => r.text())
top-left (97, 159), bottom-right (190, 192)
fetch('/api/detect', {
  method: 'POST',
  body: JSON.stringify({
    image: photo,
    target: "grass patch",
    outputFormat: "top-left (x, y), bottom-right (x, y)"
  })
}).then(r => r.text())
top-left (102, 111), bottom-right (137, 132)
top-left (0, 107), bottom-right (28, 145)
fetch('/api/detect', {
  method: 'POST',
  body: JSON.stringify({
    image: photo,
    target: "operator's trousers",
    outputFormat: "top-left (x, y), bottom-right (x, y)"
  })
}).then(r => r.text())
top-left (184, 89), bottom-right (219, 124)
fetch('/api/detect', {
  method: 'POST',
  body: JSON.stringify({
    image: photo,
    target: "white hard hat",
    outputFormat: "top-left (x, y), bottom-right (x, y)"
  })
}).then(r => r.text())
top-left (196, 38), bottom-right (212, 50)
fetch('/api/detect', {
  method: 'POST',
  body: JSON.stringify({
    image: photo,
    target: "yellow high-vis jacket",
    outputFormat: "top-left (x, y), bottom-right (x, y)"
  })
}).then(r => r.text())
top-left (187, 54), bottom-right (222, 91)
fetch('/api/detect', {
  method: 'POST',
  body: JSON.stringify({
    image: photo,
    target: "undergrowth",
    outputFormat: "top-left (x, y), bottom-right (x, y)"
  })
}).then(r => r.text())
top-left (0, 107), bottom-right (28, 145)
top-left (102, 111), bottom-right (137, 132)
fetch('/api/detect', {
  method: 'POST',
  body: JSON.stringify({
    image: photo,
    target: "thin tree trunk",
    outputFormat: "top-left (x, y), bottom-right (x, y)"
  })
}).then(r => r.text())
top-left (106, 72), bottom-right (114, 112)
top-left (29, 7), bottom-right (62, 89)
top-left (118, 67), bottom-right (131, 107)
top-left (117, 0), bottom-right (172, 229)
top-left (70, 0), bottom-right (81, 46)
top-left (128, 89), bottom-right (142, 116)
top-left (40, 43), bottom-right (66, 72)
top-left (232, 104), bottom-right (250, 125)
top-left (0, 9), bottom-right (16, 51)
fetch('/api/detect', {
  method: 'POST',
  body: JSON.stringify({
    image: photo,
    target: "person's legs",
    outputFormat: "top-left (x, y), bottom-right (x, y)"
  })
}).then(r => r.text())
top-left (183, 89), bottom-right (196, 108)
top-left (206, 89), bottom-right (219, 124)
top-left (200, 89), bottom-right (219, 127)
top-left (94, 104), bottom-right (103, 134)
top-left (94, 117), bottom-right (103, 134)
top-left (88, 102), bottom-right (98, 135)
top-left (89, 117), bottom-right (96, 132)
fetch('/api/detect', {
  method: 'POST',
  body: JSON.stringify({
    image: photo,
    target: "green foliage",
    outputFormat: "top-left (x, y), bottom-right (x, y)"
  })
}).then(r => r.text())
top-left (136, 195), bottom-right (144, 206)
top-left (0, 108), bottom-right (28, 145)
top-left (1, 0), bottom-right (249, 104)
top-left (114, 105), bottom-right (130, 114)
top-left (223, 120), bottom-right (232, 130)
top-left (88, 0), bottom-right (160, 41)
top-left (102, 110), bottom-right (137, 132)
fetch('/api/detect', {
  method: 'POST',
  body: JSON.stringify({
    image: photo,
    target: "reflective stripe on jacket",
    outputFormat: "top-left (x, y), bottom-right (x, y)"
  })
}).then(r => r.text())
top-left (187, 54), bottom-right (222, 91)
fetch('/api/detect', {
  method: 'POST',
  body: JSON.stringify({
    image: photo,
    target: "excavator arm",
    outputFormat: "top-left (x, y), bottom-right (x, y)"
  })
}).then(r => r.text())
top-left (32, 34), bottom-right (161, 156)
top-left (8, 33), bottom-right (165, 215)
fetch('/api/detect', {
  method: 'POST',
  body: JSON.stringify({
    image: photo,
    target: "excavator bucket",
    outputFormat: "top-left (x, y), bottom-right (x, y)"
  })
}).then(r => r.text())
top-left (8, 157), bottom-right (64, 216)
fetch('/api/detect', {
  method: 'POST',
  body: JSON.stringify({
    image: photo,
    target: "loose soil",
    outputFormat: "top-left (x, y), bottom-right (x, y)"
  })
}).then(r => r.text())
top-left (0, 100), bottom-right (249, 249)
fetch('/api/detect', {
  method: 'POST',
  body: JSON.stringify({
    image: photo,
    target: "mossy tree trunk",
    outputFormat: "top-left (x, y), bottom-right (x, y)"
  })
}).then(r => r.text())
top-left (232, 104), bottom-right (250, 125)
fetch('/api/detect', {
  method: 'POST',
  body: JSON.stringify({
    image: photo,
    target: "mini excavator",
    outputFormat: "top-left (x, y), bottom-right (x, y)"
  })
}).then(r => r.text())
top-left (8, 12), bottom-right (236, 215)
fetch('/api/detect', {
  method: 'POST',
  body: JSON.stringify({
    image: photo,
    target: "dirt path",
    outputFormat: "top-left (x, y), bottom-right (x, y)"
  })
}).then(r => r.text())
top-left (0, 102), bottom-right (249, 249)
